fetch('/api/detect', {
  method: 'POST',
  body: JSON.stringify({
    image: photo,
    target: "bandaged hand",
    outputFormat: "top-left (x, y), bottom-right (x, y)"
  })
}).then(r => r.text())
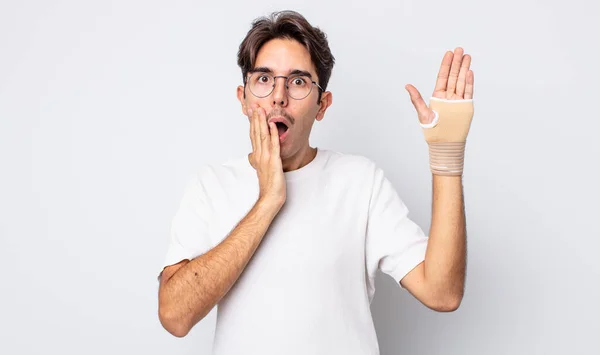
top-left (405, 47), bottom-right (475, 176)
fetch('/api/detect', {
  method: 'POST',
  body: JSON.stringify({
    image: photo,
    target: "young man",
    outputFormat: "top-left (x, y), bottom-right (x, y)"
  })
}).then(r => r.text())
top-left (157, 10), bottom-right (475, 355)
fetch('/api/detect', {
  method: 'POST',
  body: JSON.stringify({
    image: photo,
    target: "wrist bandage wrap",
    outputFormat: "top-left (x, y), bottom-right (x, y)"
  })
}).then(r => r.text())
top-left (421, 98), bottom-right (474, 176)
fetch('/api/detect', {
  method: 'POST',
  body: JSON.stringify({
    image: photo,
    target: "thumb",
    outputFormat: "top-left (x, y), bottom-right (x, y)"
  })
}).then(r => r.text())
top-left (248, 152), bottom-right (257, 170)
top-left (405, 84), bottom-right (436, 125)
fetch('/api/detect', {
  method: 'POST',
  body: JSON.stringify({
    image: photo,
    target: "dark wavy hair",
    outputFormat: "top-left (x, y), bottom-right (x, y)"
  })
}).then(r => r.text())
top-left (237, 10), bottom-right (335, 103)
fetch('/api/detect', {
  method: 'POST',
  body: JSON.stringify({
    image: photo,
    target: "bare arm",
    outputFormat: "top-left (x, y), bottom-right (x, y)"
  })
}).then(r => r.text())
top-left (401, 175), bottom-right (466, 311)
top-left (158, 197), bottom-right (282, 337)
top-left (158, 105), bottom-right (285, 337)
top-left (402, 47), bottom-right (473, 311)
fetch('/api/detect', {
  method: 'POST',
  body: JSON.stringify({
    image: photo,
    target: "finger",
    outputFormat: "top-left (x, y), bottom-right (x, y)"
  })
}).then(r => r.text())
top-left (253, 108), bottom-right (262, 156)
top-left (246, 103), bottom-right (258, 119)
top-left (465, 70), bottom-right (474, 99)
top-left (258, 108), bottom-right (269, 160)
top-left (455, 54), bottom-right (471, 99)
top-left (446, 47), bottom-right (464, 99)
top-left (433, 51), bottom-right (453, 95)
top-left (269, 121), bottom-right (280, 156)
top-left (248, 108), bottom-right (256, 153)
top-left (259, 107), bottom-right (269, 145)
top-left (405, 84), bottom-right (436, 124)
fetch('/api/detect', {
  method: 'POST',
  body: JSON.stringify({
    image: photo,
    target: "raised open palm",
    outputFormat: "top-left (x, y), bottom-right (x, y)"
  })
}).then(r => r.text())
top-left (405, 47), bottom-right (474, 124)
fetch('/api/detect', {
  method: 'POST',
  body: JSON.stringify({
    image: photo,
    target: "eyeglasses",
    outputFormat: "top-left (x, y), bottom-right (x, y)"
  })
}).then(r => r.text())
top-left (246, 72), bottom-right (323, 100)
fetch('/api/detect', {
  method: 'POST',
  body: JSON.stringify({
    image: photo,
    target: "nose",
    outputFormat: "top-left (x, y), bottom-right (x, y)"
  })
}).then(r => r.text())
top-left (271, 77), bottom-right (288, 107)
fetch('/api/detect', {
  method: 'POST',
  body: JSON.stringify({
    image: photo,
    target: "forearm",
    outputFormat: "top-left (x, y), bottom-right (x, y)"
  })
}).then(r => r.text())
top-left (159, 197), bottom-right (282, 335)
top-left (423, 174), bottom-right (466, 304)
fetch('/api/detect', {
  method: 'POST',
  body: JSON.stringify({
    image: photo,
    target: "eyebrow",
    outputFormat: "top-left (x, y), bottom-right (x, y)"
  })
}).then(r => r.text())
top-left (249, 67), bottom-right (313, 79)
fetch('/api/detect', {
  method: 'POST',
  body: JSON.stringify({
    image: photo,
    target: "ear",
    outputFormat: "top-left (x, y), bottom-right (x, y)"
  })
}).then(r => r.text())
top-left (315, 91), bottom-right (332, 122)
top-left (237, 85), bottom-right (248, 116)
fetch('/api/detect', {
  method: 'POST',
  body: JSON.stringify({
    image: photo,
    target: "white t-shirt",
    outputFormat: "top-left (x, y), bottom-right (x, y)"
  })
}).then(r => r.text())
top-left (160, 148), bottom-right (429, 355)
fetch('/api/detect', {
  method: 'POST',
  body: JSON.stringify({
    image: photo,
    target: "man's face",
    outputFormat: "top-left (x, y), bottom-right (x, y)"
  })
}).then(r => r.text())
top-left (237, 38), bottom-right (332, 160)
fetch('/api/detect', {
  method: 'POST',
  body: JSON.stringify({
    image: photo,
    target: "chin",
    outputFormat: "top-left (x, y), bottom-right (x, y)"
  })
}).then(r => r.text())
top-left (278, 144), bottom-right (295, 160)
top-left (278, 147), bottom-right (290, 159)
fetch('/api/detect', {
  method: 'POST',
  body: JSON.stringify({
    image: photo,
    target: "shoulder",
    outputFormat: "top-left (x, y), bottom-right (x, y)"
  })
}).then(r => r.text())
top-left (186, 155), bottom-right (253, 189)
top-left (320, 149), bottom-right (379, 177)
top-left (319, 149), bottom-right (398, 198)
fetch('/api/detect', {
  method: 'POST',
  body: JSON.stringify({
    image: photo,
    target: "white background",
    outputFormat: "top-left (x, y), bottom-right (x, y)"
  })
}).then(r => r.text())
top-left (1, 0), bottom-right (598, 354)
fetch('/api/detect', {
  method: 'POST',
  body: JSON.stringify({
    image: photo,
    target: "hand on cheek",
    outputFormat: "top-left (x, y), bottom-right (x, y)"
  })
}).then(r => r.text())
top-left (246, 103), bottom-right (260, 118)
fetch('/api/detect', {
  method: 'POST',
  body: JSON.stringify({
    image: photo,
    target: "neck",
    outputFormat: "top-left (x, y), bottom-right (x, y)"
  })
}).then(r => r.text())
top-left (281, 145), bottom-right (317, 172)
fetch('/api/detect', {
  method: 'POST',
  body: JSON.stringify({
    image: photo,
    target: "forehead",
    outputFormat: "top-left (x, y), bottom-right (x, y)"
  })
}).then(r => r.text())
top-left (254, 38), bottom-right (317, 77)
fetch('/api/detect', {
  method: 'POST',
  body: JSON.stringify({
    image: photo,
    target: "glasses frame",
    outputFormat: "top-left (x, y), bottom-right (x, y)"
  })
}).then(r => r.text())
top-left (245, 72), bottom-right (324, 100)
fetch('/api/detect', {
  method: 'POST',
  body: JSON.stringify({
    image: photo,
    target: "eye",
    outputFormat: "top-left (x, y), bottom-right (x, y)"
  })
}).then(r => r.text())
top-left (291, 76), bottom-right (307, 86)
top-left (258, 75), bottom-right (271, 83)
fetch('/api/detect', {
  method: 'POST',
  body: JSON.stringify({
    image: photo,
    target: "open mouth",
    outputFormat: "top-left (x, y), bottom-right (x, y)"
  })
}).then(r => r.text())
top-left (274, 121), bottom-right (289, 137)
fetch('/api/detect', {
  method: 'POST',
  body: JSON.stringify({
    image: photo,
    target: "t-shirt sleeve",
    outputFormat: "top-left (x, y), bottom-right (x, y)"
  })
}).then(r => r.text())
top-left (365, 166), bottom-right (429, 289)
top-left (158, 169), bottom-right (215, 279)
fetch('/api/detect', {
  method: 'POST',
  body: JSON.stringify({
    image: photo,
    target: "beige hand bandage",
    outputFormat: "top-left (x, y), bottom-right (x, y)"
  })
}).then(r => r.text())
top-left (421, 97), bottom-right (474, 176)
